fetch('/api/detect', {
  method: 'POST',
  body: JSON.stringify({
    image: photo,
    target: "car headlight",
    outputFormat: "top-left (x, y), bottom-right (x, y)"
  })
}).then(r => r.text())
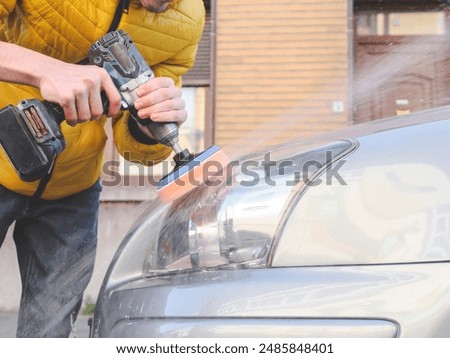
top-left (143, 178), bottom-right (291, 276)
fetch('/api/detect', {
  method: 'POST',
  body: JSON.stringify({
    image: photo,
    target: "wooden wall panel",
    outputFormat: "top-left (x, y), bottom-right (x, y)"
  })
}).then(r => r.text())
top-left (215, 0), bottom-right (350, 148)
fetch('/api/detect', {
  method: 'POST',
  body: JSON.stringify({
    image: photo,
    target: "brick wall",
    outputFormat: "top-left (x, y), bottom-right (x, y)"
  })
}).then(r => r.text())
top-left (215, 0), bottom-right (351, 149)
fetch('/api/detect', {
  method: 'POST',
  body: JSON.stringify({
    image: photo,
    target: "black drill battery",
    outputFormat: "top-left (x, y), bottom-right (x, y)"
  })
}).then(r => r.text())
top-left (0, 100), bottom-right (65, 182)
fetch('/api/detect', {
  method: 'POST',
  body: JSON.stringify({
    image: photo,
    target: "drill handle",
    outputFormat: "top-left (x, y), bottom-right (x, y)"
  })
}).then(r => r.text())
top-left (42, 101), bottom-right (66, 125)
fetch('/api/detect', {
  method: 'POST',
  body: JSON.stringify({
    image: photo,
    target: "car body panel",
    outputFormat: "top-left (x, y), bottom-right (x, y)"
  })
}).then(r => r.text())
top-left (94, 263), bottom-right (450, 337)
top-left (108, 318), bottom-right (398, 338)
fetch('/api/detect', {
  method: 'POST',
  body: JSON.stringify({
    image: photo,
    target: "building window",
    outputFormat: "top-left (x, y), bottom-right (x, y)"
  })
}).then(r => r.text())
top-left (352, 1), bottom-right (450, 123)
top-left (357, 11), bottom-right (447, 36)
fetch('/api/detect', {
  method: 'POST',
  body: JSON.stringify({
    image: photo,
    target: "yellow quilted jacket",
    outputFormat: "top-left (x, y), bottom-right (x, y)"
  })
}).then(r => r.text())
top-left (0, 0), bottom-right (205, 199)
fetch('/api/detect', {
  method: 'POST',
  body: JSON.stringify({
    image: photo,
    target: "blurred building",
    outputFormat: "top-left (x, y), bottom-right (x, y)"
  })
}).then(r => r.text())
top-left (191, 0), bottom-right (450, 150)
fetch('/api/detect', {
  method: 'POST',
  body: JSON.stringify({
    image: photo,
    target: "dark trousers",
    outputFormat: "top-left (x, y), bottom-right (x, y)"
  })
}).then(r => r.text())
top-left (0, 181), bottom-right (101, 337)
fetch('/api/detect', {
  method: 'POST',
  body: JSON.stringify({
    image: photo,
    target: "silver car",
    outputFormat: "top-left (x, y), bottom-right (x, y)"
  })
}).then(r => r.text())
top-left (91, 105), bottom-right (450, 338)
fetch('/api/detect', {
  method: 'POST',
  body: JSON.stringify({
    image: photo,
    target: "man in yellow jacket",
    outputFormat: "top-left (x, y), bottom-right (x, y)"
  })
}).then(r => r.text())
top-left (0, 0), bottom-right (205, 337)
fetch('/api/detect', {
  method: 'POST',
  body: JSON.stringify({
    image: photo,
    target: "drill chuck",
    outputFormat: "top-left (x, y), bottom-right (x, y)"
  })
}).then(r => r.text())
top-left (139, 120), bottom-right (180, 150)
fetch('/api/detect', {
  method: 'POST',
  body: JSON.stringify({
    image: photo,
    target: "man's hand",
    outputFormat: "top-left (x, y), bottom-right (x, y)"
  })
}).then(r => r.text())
top-left (133, 77), bottom-right (187, 126)
top-left (39, 63), bottom-right (122, 127)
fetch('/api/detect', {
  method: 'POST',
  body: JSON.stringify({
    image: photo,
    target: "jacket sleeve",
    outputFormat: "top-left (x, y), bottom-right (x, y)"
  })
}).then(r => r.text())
top-left (0, 0), bottom-right (16, 18)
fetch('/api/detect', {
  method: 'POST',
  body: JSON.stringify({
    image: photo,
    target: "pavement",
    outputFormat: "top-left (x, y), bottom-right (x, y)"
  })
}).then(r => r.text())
top-left (0, 312), bottom-right (91, 338)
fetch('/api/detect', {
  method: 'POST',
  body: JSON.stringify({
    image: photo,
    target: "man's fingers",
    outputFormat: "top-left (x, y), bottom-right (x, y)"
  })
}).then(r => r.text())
top-left (60, 96), bottom-right (78, 126)
top-left (134, 86), bottom-right (181, 110)
top-left (136, 77), bottom-right (175, 97)
top-left (131, 77), bottom-right (186, 125)
top-left (137, 96), bottom-right (186, 123)
top-left (89, 90), bottom-right (104, 120)
top-left (100, 72), bottom-right (122, 117)
top-left (75, 90), bottom-right (91, 122)
top-left (147, 109), bottom-right (188, 125)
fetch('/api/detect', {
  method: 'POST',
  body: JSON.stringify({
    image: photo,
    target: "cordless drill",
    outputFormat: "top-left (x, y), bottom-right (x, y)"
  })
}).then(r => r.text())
top-left (0, 30), bottom-right (193, 182)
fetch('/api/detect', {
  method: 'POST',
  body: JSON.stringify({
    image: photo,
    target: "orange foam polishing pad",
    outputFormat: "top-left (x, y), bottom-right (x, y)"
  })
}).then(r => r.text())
top-left (157, 145), bottom-right (229, 203)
